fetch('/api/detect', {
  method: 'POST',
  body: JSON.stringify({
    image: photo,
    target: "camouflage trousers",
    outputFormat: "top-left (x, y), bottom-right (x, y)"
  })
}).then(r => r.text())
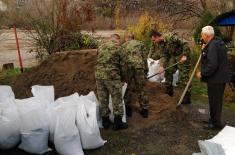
top-left (165, 60), bottom-right (191, 91)
top-left (124, 68), bottom-right (149, 110)
top-left (96, 79), bottom-right (123, 117)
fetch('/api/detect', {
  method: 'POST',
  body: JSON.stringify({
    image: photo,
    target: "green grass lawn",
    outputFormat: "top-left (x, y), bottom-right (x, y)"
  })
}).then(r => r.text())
top-left (191, 78), bottom-right (207, 97)
top-left (0, 68), bottom-right (22, 85)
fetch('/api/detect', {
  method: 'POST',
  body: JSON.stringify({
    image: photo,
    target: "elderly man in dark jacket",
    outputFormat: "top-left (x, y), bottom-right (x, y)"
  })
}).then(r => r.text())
top-left (197, 26), bottom-right (230, 130)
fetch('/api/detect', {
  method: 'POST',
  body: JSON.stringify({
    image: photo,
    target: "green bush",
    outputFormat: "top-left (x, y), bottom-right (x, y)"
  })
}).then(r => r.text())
top-left (0, 68), bottom-right (21, 85)
top-left (190, 45), bottom-right (201, 67)
top-left (193, 10), bottom-right (222, 44)
top-left (80, 34), bottom-right (98, 49)
top-left (59, 32), bottom-right (98, 51)
top-left (127, 12), bottom-right (170, 50)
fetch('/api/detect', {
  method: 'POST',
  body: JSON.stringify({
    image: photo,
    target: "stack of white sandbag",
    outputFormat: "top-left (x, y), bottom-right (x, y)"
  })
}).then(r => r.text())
top-left (147, 58), bottom-right (179, 86)
top-left (1, 84), bottom-right (129, 154)
top-left (0, 86), bottom-right (20, 149)
top-left (193, 126), bottom-right (235, 155)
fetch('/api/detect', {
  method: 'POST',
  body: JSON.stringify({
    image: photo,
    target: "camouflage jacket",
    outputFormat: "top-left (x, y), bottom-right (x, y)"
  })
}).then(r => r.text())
top-left (121, 40), bottom-right (148, 70)
top-left (148, 33), bottom-right (191, 67)
top-left (95, 41), bottom-right (124, 80)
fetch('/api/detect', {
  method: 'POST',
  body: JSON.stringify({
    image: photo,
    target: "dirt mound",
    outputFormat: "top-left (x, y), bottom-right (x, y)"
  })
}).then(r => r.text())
top-left (11, 49), bottom-right (179, 130)
top-left (126, 82), bottom-right (179, 131)
top-left (12, 50), bottom-right (97, 99)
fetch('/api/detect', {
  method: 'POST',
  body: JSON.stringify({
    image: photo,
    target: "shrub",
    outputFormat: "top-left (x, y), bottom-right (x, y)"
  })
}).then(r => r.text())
top-left (127, 12), bottom-right (170, 49)
top-left (193, 10), bottom-right (222, 44)
top-left (80, 34), bottom-right (98, 49)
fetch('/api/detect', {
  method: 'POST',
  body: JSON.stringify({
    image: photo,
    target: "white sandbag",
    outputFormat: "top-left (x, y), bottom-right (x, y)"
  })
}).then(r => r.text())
top-left (81, 91), bottom-right (102, 128)
top-left (147, 58), bottom-right (179, 85)
top-left (108, 83), bottom-right (127, 123)
top-left (54, 108), bottom-right (84, 155)
top-left (0, 85), bottom-right (15, 102)
top-left (173, 70), bottom-right (179, 86)
top-left (76, 97), bottom-right (106, 149)
top-left (48, 93), bottom-right (80, 143)
top-left (15, 97), bottom-right (48, 110)
top-left (197, 140), bottom-right (225, 155)
top-left (0, 99), bottom-right (20, 149)
top-left (16, 97), bottom-right (49, 154)
top-left (208, 126), bottom-right (235, 155)
top-left (53, 93), bottom-right (80, 107)
top-left (18, 108), bottom-right (49, 154)
top-left (195, 126), bottom-right (235, 155)
top-left (46, 105), bottom-right (60, 143)
top-left (147, 58), bottom-right (162, 82)
top-left (31, 85), bottom-right (55, 104)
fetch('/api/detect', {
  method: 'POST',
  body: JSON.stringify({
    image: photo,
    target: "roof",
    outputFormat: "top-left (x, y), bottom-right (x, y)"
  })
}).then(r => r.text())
top-left (210, 10), bottom-right (235, 26)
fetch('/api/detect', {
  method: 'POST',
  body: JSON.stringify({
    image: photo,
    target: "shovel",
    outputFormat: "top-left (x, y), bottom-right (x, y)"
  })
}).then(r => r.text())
top-left (176, 54), bottom-right (202, 121)
top-left (147, 61), bottom-right (181, 79)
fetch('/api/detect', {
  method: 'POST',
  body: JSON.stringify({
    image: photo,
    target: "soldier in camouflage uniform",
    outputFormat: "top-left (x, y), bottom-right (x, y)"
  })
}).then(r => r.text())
top-left (122, 34), bottom-right (149, 118)
top-left (95, 34), bottom-right (128, 130)
top-left (149, 30), bottom-right (191, 104)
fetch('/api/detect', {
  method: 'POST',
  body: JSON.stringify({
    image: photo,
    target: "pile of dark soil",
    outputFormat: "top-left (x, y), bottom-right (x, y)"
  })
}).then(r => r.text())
top-left (11, 50), bottom-right (97, 99)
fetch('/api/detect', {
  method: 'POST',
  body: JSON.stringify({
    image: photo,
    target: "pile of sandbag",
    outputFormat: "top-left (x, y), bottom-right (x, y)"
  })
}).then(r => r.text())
top-left (147, 58), bottom-right (179, 86)
top-left (1, 84), bottom-right (125, 155)
top-left (193, 126), bottom-right (235, 155)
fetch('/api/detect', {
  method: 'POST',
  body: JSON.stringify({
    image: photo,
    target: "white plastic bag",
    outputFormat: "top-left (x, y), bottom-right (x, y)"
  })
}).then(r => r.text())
top-left (0, 99), bottom-right (20, 149)
top-left (53, 93), bottom-right (79, 107)
top-left (47, 104), bottom-right (60, 143)
top-left (31, 85), bottom-right (55, 104)
top-left (208, 126), bottom-right (235, 155)
top-left (82, 91), bottom-right (102, 128)
top-left (147, 58), bottom-right (162, 82)
top-left (76, 97), bottom-right (106, 149)
top-left (197, 140), bottom-right (225, 155)
top-left (49, 93), bottom-right (80, 143)
top-left (15, 97), bottom-right (48, 110)
top-left (0, 85), bottom-right (15, 102)
top-left (173, 70), bottom-right (179, 86)
top-left (147, 58), bottom-right (179, 85)
top-left (16, 97), bottom-right (49, 154)
top-left (195, 126), bottom-right (235, 155)
top-left (109, 83), bottom-right (127, 123)
top-left (54, 108), bottom-right (84, 155)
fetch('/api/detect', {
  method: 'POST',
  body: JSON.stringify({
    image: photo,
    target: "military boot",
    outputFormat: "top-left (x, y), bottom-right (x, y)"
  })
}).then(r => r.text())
top-left (102, 117), bottom-right (111, 129)
top-left (113, 116), bottom-right (128, 131)
top-left (181, 91), bottom-right (191, 104)
top-left (165, 86), bottom-right (174, 97)
top-left (139, 109), bottom-right (148, 118)
top-left (125, 105), bottom-right (132, 117)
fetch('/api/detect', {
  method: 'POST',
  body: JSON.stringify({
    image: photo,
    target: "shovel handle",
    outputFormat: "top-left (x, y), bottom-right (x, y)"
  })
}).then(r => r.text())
top-left (147, 61), bottom-right (181, 79)
top-left (177, 54), bottom-right (202, 106)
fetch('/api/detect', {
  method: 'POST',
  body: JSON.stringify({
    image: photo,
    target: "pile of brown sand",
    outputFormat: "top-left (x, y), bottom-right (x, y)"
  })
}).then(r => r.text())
top-left (11, 50), bottom-right (97, 99)
top-left (11, 49), bottom-right (179, 129)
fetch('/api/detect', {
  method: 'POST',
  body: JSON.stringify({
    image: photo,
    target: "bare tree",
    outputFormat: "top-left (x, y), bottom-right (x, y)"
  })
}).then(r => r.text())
top-left (7, 0), bottom-right (96, 60)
